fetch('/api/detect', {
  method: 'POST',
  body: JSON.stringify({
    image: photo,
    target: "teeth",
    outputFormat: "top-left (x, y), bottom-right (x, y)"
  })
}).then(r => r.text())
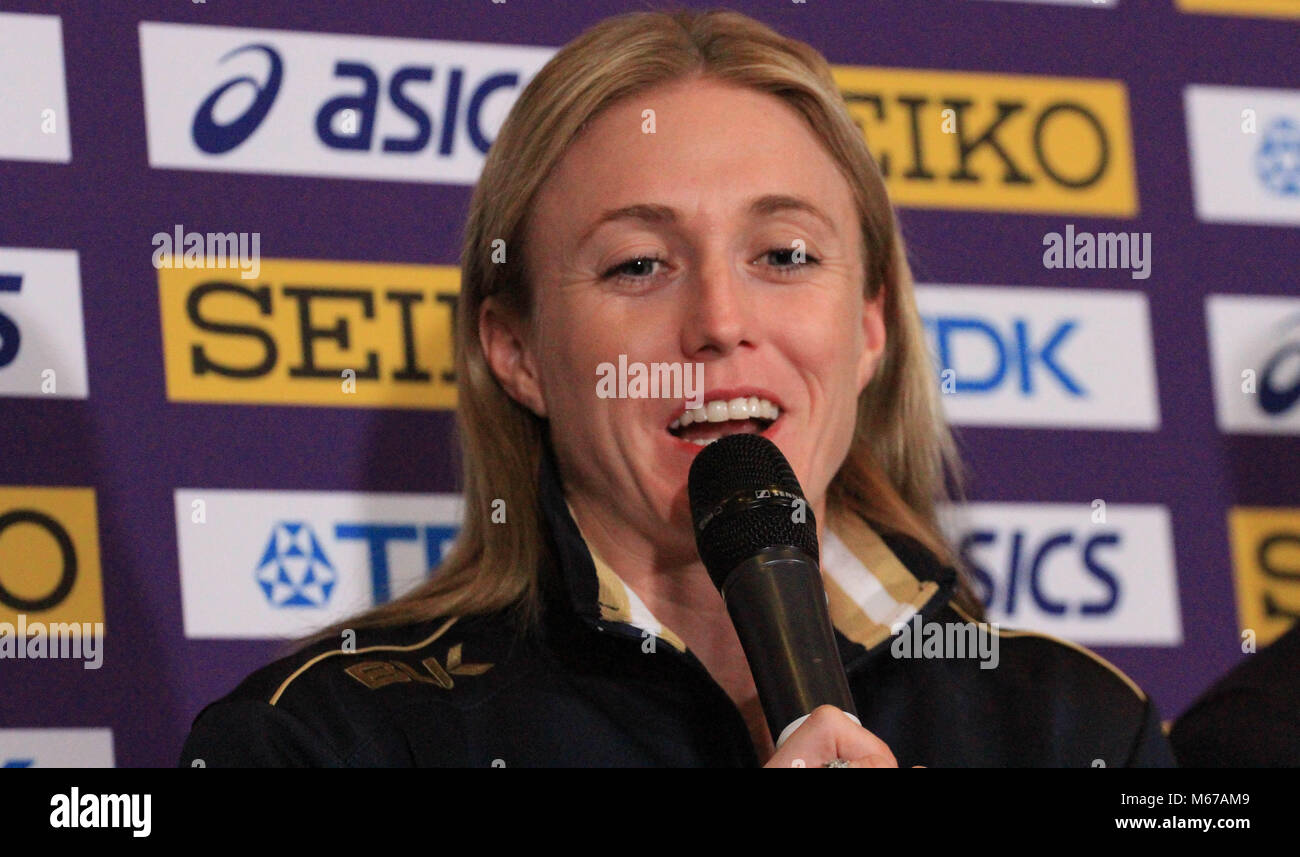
top-left (670, 396), bottom-right (782, 433)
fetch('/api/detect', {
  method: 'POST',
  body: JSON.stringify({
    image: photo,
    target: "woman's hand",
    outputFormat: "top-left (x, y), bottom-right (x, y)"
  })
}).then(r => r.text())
top-left (763, 705), bottom-right (899, 768)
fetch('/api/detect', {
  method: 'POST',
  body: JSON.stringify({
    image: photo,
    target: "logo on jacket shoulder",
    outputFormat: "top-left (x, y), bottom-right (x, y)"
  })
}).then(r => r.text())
top-left (343, 643), bottom-right (492, 691)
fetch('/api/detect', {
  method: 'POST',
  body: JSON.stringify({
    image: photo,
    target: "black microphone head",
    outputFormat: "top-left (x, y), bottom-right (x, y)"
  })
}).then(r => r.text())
top-left (687, 433), bottom-right (819, 590)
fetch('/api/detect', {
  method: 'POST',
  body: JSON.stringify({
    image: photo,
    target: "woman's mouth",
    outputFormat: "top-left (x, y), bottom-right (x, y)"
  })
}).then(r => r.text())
top-left (667, 396), bottom-right (780, 446)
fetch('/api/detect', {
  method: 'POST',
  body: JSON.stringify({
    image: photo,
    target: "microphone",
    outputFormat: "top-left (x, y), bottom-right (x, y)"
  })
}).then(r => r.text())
top-left (687, 432), bottom-right (860, 748)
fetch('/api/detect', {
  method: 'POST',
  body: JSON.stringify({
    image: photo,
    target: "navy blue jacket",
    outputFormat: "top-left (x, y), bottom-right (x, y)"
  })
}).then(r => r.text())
top-left (179, 448), bottom-right (1176, 767)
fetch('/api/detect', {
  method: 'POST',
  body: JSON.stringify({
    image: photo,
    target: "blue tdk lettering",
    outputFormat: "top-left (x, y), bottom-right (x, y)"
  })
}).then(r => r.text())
top-left (334, 524), bottom-right (418, 603)
top-left (423, 525), bottom-right (459, 571)
top-left (334, 523), bottom-right (461, 603)
top-left (927, 315), bottom-right (1085, 397)
top-left (932, 317), bottom-right (1003, 392)
top-left (1013, 319), bottom-right (1083, 395)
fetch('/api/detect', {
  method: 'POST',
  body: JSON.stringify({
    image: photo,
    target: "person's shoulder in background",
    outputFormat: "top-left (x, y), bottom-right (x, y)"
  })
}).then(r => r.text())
top-left (881, 530), bottom-right (1177, 768)
top-left (177, 610), bottom-right (517, 767)
top-left (965, 611), bottom-right (1176, 767)
top-left (1169, 622), bottom-right (1300, 767)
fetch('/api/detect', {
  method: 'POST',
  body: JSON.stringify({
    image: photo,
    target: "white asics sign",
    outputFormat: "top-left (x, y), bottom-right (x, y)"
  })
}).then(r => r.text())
top-left (140, 22), bottom-right (554, 184)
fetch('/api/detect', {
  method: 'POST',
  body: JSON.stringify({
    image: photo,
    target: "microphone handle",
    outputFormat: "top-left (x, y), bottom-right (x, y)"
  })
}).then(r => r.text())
top-left (720, 546), bottom-right (859, 747)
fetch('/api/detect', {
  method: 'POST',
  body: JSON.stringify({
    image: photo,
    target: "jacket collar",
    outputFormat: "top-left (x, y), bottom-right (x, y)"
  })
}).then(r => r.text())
top-left (535, 441), bottom-right (957, 672)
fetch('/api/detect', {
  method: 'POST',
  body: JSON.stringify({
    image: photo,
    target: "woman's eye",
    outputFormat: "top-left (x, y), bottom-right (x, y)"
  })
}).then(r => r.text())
top-left (601, 248), bottom-right (818, 284)
top-left (602, 255), bottom-right (666, 282)
top-left (761, 246), bottom-right (820, 272)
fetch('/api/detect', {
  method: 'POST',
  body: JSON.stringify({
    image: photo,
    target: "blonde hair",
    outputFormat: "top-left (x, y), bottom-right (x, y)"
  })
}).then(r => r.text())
top-left (301, 6), bottom-right (982, 648)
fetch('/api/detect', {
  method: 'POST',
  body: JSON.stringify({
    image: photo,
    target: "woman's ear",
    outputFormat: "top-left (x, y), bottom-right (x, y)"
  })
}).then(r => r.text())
top-left (857, 286), bottom-right (887, 392)
top-left (479, 297), bottom-right (548, 417)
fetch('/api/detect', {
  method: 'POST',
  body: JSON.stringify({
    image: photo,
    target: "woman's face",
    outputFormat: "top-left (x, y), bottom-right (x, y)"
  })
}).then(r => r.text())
top-left (486, 77), bottom-right (886, 563)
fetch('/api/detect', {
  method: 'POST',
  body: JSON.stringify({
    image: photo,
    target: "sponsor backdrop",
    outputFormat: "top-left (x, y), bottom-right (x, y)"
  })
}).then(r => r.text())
top-left (0, 0), bottom-right (1296, 767)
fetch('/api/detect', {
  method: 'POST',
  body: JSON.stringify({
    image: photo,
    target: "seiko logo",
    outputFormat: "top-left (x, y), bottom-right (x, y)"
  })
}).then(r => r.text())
top-left (1227, 508), bottom-right (1300, 648)
top-left (833, 65), bottom-right (1137, 215)
top-left (158, 260), bottom-right (461, 409)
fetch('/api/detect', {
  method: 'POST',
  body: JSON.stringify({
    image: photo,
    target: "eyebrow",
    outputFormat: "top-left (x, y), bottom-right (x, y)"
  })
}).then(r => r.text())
top-left (749, 194), bottom-right (836, 231)
top-left (577, 194), bottom-right (837, 246)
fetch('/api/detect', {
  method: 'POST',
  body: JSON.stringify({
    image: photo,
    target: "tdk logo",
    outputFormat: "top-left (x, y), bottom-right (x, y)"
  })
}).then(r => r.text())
top-left (141, 23), bottom-right (555, 184)
top-left (254, 520), bottom-right (460, 609)
top-left (176, 490), bottom-right (464, 638)
top-left (941, 503), bottom-right (1181, 646)
top-left (3, 758), bottom-right (34, 768)
top-left (256, 522), bottom-right (337, 607)
top-left (924, 315), bottom-right (1083, 397)
top-left (1256, 117), bottom-right (1300, 197)
top-left (915, 285), bottom-right (1159, 429)
top-left (327, 521), bottom-right (459, 604)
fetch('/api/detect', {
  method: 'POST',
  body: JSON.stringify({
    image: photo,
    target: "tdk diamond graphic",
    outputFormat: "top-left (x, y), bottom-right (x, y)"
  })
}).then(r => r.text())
top-left (255, 522), bottom-right (337, 607)
top-left (1257, 117), bottom-right (1300, 197)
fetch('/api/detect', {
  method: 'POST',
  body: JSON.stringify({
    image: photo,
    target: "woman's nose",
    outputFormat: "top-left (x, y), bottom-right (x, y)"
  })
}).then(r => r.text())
top-left (681, 255), bottom-right (751, 357)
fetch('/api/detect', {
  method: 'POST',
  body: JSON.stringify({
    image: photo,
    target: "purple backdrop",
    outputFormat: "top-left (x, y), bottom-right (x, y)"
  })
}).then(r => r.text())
top-left (1, 0), bottom-right (1297, 767)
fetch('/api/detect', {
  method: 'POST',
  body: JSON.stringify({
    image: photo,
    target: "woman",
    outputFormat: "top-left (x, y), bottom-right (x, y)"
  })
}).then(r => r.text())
top-left (179, 8), bottom-right (1174, 768)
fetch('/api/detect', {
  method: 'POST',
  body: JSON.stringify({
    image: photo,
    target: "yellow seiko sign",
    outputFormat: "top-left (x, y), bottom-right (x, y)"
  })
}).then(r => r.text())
top-left (1228, 507), bottom-right (1300, 648)
top-left (159, 259), bottom-right (460, 408)
top-left (1177, 0), bottom-right (1300, 19)
top-left (832, 65), bottom-right (1138, 216)
top-left (0, 487), bottom-right (104, 627)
